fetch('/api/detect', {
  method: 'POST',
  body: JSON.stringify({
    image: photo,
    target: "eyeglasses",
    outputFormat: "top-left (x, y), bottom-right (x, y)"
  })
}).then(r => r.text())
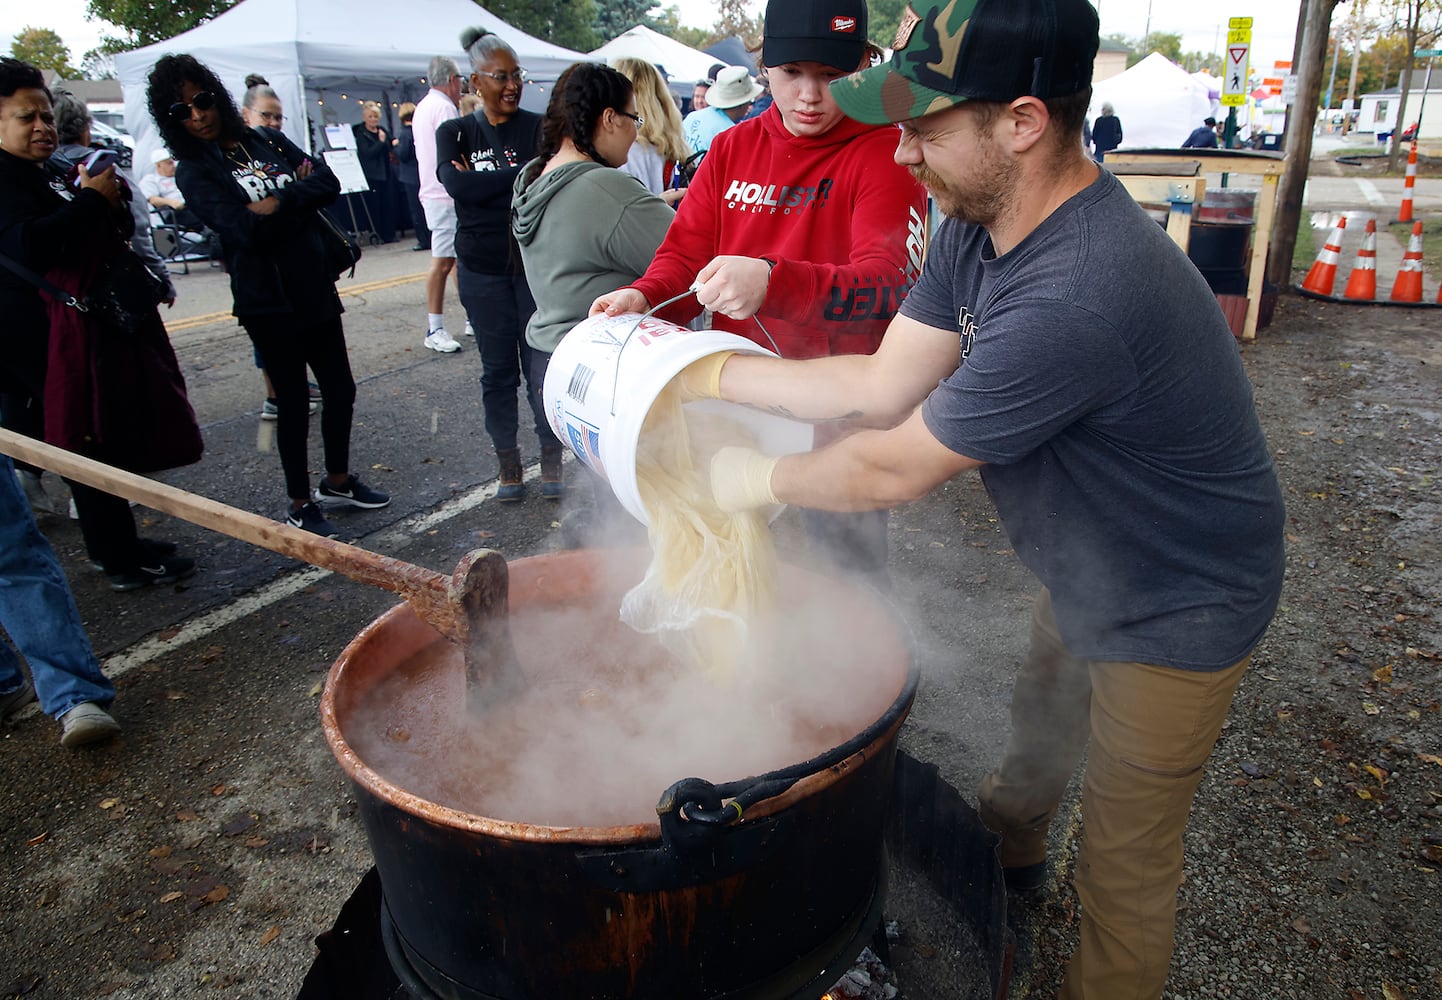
top-left (168, 90), bottom-right (217, 123)
top-left (479, 70), bottom-right (526, 84)
top-left (257, 110), bottom-right (283, 125)
top-left (618, 111), bottom-right (644, 128)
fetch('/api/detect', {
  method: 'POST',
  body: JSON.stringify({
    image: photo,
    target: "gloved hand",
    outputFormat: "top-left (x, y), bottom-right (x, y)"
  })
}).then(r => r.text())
top-left (710, 446), bottom-right (780, 514)
top-left (675, 350), bottom-right (736, 403)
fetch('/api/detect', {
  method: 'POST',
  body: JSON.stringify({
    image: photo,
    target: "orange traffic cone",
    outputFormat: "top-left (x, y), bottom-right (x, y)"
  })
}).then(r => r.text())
top-left (1395, 142), bottom-right (1418, 223)
top-left (1390, 221), bottom-right (1425, 303)
top-left (1302, 215), bottom-right (1347, 296)
top-left (1343, 219), bottom-right (1378, 300)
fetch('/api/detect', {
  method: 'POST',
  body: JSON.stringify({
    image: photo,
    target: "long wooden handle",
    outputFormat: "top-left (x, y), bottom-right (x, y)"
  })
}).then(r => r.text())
top-left (0, 428), bottom-right (464, 643)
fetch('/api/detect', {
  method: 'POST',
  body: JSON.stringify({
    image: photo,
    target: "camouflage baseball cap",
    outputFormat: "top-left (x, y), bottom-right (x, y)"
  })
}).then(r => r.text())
top-left (831, 0), bottom-right (1100, 125)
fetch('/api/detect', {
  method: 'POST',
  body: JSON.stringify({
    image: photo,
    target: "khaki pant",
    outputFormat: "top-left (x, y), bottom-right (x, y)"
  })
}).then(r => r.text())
top-left (978, 590), bottom-right (1249, 1000)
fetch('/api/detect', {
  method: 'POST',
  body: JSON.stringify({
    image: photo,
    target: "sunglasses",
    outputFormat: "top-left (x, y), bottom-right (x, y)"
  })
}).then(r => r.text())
top-left (618, 111), bottom-right (644, 127)
top-left (168, 90), bottom-right (217, 123)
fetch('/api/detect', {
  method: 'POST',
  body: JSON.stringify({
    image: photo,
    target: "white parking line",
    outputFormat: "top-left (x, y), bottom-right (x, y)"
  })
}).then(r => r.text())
top-left (98, 465), bottom-right (544, 680)
top-left (1356, 179), bottom-right (1386, 205)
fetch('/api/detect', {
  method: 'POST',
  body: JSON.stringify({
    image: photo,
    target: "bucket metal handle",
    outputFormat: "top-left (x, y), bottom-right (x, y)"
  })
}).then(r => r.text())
top-left (608, 288), bottom-right (783, 417)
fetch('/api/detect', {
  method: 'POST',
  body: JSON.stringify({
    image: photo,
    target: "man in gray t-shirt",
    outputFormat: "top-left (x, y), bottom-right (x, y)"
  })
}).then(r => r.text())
top-left (679, 2), bottom-right (1285, 997)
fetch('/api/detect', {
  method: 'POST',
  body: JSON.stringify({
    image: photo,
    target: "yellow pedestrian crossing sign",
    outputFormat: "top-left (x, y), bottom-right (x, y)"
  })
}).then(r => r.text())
top-left (1223, 17), bottom-right (1252, 107)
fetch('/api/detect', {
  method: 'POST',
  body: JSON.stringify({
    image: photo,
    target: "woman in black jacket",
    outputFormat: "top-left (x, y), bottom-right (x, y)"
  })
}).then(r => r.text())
top-left (352, 100), bottom-right (396, 243)
top-left (147, 53), bottom-right (390, 538)
top-left (439, 26), bottom-right (563, 502)
top-left (0, 57), bottom-right (195, 590)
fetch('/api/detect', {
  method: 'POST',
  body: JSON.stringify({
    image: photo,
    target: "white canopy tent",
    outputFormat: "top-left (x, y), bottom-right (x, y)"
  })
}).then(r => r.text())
top-left (588, 25), bottom-right (721, 99)
top-left (1090, 53), bottom-right (1215, 150)
top-left (114, 0), bottom-right (585, 165)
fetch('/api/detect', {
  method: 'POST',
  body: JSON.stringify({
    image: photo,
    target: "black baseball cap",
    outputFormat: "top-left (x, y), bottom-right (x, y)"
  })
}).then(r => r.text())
top-left (832, 0), bottom-right (1100, 125)
top-left (762, 0), bottom-right (869, 73)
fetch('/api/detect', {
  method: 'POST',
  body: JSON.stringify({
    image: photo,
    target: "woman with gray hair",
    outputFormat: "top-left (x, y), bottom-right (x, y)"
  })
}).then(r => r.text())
top-left (436, 27), bottom-right (562, 501)
top-left (1091, 101), bottom-right (1123, 161)
top-left (51, 88), bottom-right (176, 306)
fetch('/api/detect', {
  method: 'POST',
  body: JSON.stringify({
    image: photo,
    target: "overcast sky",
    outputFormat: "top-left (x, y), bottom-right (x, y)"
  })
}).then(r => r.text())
top-left (2, 1), bottom-right (1306, 78)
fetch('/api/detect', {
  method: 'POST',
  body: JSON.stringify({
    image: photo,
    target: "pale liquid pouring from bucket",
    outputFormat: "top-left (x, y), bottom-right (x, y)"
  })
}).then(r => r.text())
top-left (621, 378), bottom-right (778, 680)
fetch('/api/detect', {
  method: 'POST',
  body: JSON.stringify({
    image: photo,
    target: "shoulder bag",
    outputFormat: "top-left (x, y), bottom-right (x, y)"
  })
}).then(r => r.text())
top-left (254, 127), bottom-right (362, 280)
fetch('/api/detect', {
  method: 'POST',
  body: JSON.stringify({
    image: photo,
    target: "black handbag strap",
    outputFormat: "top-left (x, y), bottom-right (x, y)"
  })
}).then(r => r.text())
top-left (0, 249), bottom-right (88, 312)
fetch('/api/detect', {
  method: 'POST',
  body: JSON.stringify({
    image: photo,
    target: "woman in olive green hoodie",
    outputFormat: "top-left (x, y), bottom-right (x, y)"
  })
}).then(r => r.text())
top-left (511, 63), bottom-right (674, 355)
top-left (511, 61), bottom-right (675, 513)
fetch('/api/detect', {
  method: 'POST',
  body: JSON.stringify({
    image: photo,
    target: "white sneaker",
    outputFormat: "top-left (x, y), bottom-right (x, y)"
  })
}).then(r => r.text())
top-left (424, 329), bottom-right (462, 353)
top-left (463, 321), bottom-right (476, 337)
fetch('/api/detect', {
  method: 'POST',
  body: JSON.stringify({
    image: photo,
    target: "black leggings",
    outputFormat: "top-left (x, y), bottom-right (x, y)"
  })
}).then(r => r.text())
top-left (243, 314), bottom-right (357, 501)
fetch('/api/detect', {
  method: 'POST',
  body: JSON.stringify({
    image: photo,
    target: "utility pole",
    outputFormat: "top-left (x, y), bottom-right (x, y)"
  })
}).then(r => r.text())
top-left (1344, 0), bottom-right (1364, 133)
top-left (1325, 29), bottom-right (1342, 114)
top-left (1269, 0), bottom-right (1341, 287)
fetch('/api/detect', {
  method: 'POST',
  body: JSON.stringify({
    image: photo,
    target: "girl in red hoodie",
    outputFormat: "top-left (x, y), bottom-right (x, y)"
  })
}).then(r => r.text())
top-left (592, 0), bottom-right (926, 583)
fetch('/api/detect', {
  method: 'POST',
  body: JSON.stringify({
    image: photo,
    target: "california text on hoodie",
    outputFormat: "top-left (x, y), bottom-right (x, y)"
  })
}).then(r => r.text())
top-left (175, 126), bottom-right (344, 322)
top-left (630, 103), bottom-right (927, 360)
top-left (436, 109), bottom-right (541, 275)
top-left (511, 161), bottom-right (674, 353)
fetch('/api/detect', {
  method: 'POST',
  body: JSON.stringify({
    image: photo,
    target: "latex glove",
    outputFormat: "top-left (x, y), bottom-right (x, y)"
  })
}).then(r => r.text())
top-left (674, 350), bottom-right (736, 403)
top-left (711, 447), bottom-right (780, 514)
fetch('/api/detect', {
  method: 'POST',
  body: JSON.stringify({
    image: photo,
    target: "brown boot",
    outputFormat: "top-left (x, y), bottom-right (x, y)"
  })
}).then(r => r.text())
top-left (540, 445), bottom-right (565, 500)
top-left (496, 448), bottom-right (524, 502)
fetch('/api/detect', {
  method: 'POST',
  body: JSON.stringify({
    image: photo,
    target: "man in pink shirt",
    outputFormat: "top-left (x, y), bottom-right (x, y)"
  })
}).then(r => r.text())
top-left (412, 56), bottom-right (466, 353)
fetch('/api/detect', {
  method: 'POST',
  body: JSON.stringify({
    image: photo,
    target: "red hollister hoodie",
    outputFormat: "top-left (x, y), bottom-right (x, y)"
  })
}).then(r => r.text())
top-left (631, 104), bottom-right (926, 360)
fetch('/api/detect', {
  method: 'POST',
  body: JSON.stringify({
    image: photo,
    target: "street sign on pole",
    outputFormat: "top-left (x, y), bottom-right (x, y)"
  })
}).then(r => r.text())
top-left (1415, 48), bottom-right (1442, 57)
top-left (1223, 17), bottom-right (1253, 107)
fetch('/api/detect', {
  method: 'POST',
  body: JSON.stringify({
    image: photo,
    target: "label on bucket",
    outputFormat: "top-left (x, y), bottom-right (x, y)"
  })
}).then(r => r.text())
top-left (544, 313), bottom-right (813, 525)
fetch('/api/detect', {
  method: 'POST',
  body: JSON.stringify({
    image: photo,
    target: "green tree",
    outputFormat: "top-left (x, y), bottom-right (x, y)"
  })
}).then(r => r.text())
top-left (10, 26), bottom-right (77, 77)
top-left (487, 0), bottom-right (599, 52)
top-left (867, 0), bottom-right (909, 49)
top-left (84, 0), bottom-right (240, 52)
top-left (715, 0), bottom-right (762, 48)
top-left (594, 0), bottom-right (657, 42)
top-left (649, 7), bottom-right (711, 49)
top-left (1124, 30), bottom-right (1182, 67)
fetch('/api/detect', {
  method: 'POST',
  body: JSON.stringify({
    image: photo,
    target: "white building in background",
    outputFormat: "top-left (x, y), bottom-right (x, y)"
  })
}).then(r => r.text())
top-left (1356, 84), bottom-right (1442, 141)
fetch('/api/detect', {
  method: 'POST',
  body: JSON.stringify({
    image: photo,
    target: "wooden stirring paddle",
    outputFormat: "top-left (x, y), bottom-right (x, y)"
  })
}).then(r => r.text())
top-left (0, 429), bottom-right (524, 708)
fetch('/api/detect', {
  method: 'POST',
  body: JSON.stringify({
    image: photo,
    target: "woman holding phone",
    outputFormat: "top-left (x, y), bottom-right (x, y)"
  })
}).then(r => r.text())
top-left (147, 53), bottom-right (391, 538)
top-left (0, 56), bottom-right (198, 590)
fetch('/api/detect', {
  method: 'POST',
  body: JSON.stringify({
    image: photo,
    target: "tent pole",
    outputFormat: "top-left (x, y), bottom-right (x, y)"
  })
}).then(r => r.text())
top-left (297, 74), bottom-right (314, 155)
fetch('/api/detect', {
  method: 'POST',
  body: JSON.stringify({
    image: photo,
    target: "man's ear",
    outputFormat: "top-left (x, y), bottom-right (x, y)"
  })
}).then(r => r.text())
top-left (1007, 96), bottom-right (1051, 152)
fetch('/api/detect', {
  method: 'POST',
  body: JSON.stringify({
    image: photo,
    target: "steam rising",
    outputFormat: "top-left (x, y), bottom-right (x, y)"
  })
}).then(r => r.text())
top-left (343, 566), bottom-right (906, 828)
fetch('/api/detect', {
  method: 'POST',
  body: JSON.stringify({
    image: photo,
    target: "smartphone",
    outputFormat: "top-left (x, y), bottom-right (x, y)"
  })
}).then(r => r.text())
top-left (73, 148), bottom-right (119, 187)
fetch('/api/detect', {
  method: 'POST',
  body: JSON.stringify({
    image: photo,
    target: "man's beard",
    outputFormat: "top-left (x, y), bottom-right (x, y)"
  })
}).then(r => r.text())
top-left (908, 159), bottom-right (1016, 229)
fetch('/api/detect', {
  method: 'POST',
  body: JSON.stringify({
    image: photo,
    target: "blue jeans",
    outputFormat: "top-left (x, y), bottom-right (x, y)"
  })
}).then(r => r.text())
top-left (0, 456), bottom-right (114, 718)
top-left (457, 264), bottom-right (557, 453)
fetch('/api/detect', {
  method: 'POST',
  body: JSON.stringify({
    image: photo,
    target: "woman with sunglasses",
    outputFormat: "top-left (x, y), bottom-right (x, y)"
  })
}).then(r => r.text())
top-left (146, 54), bottom-right (391, 538)
top-left (435, 27), bottom-right (561, 502)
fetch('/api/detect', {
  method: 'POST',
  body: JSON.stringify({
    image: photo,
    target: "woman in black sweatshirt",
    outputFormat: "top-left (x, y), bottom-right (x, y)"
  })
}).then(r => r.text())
top-left (437, 26), bottom-right (563, 502)
top-left (147, 53), bottom-right (390, 538)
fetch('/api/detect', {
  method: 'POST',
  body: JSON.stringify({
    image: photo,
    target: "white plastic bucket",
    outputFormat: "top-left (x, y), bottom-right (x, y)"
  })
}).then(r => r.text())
top-left (543, 312), bottom-right (814, 526)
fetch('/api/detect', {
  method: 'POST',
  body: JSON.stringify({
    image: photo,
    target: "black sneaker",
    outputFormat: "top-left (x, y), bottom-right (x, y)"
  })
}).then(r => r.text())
top-left (107, 556), bottom-right (197, 592)
top-left (317, 475), bottom-right (391, 510)
top-left (90, 538), bottom-right (178, 573)
top-left (286, 501), bottom-right (339, 538)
